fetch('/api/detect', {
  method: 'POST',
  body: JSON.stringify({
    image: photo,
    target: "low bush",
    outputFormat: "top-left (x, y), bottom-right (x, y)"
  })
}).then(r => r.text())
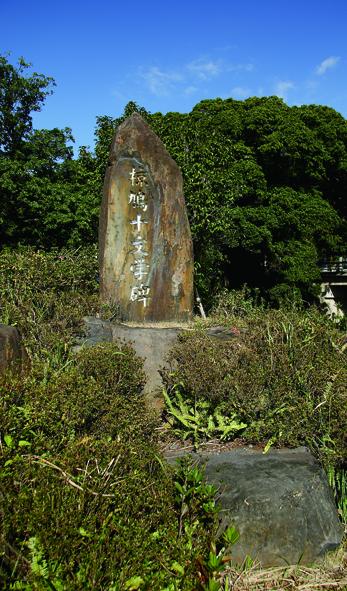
top-left (1, 439), bottom-right (217, 589)
top-left (0, 344), bottom-right (217, 589)
top-left (1, 342), bottom-right (149, 454)
top-left (0, 246), bottom-right (99, 362)
top-left (163, 303), bottom-right (347, 467)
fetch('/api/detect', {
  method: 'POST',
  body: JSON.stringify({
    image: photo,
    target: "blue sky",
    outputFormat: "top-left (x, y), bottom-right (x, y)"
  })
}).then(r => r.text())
top-left (2, 0), bottom-right (346, 152)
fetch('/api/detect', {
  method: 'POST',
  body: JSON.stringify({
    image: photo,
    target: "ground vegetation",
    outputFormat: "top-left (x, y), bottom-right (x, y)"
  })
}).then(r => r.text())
top-left (0, 250), bottom-right (346, 589)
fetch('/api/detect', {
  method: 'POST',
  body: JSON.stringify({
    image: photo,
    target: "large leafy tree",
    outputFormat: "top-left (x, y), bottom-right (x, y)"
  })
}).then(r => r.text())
top-left (0, 56), bottom-right (99, 247)
top-left (0, 55), bottom-right (54, 156)
top-left (92, 97), bottom-right (346, 305)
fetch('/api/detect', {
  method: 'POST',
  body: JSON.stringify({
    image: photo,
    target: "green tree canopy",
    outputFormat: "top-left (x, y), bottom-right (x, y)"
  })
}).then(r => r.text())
top-left (91, 97), bottom-right (346, 305)
top-left (0, 55), bottom-right (55, 156)
top-left (1, 56), bottom-right (346, 305)
top-left (0, 56), bottom-right (99, 247)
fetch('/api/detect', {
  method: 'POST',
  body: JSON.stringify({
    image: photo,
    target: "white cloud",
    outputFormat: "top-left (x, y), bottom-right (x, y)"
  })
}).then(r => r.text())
top-left (228, 63), bottom-right (254, 73)
top-left (186, 58), bottom-right (254, 80)
top-left (274, 80), bottom-right (294, 100)
top-left (187, 58), bottom-right (221, 80)
top-left (230, 86), bottom-right (250, 99)
top-left (140, 59), bottom-right (222, 96)
top-left (140, 66), bottom-right (182, 96)
top-left (139, 55), bottom-right (256, 98)
top-left (315, 56), bottom-right (340, 75)
top-left (306, 79), bottom-right (318, 90)
top-left (184, 85), bottom-right (198, 95)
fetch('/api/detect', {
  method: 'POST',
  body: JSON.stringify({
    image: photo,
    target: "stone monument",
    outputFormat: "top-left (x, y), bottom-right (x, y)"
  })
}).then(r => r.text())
top-left (99, 113), bottom-right (194, 323)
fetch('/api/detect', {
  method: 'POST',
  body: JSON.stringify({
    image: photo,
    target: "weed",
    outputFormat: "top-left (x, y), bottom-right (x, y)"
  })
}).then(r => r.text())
top-left (163, 385), bottom-right (246, 448)
top-left (327, 466), bottom-right (347, 525)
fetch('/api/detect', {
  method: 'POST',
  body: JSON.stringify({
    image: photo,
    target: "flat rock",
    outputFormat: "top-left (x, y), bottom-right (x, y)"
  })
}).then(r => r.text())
top-left (166, 447), bottom-right (344, 566)
top-left (99, 113), bottom-right (194, 322)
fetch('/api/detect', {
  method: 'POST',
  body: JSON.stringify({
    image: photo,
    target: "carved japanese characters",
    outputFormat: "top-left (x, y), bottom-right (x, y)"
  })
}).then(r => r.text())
top-left (99, 113), bottom-right (194, 322)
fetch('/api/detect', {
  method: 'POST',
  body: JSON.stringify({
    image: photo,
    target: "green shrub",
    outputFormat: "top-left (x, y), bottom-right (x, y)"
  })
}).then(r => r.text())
top-left (1, 342), bottom-right (149, 453)
top-left (163, 306), bottom-right (347, 466)
top-left (0, 246), bottom-right (224, 589)
top-left (211, 286), bottom-right (265, 318)
top-left (1, 438), bottom-right (207, 589)
top-left (0, 246), bottom-right (99, 362)
top-left (0, 344), bottom-right (216, 589)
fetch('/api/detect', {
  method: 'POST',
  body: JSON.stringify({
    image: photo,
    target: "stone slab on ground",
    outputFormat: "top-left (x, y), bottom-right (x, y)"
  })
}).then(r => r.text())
top-left (166, 446), bottom-right (344, 567)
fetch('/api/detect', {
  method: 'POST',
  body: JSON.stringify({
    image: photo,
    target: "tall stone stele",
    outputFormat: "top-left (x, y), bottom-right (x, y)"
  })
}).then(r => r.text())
top-left (99, 113), bottom-right (194, 322)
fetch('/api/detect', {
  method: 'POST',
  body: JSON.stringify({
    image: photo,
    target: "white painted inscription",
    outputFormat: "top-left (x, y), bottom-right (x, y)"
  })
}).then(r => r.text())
top-left (130, 213), bottom-right (148, 233)
top-left (128, 167), bottom-right (151, 307)
top-left (130, 257), bottom-right (149, 281)
top-left (132, 236), bottom-right (148, 256)
top-left (130, 284), bottom-right (150, 307)
top-left (129, 192), bottom-right (147, 211)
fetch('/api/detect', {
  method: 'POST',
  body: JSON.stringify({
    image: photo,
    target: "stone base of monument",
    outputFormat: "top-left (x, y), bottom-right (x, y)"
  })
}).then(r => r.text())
top-left (166, 446), bottom-right (344, 567)
top-left (79, 316), bottom-right (186, 406)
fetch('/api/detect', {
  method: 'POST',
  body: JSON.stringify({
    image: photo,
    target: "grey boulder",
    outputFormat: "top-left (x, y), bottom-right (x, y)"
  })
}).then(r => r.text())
top-left (166, 447), bottom-right (344, 566)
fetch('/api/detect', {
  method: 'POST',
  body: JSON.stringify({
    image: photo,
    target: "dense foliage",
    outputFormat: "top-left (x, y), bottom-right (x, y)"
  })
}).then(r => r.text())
top-left (162, 291), bottom-right (347, 470)
top-left (1, 56), bottom-right (347, 305)
top-left (0, 248), bottom-right (221, 590)
top-left (0, 349), bottom-right (220, 589)
top-left (0, 245), bottom-right (99, 362)
top-left (0, 248), bottom-right (346, 588)
top-left (0, 56), bottom-right (99, 247)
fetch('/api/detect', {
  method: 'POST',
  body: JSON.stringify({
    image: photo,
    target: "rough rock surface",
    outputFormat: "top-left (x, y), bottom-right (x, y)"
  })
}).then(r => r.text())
top-left (99, 113), bottom-right (194, 322)
top-left (166, 447), bottom-right (344, 566)
top-left (80, 317), bottom-right (182, 403)
top-left (79, 316), bottom-right (113, 346)
top-left (0, 324), bottom-right (27, 373)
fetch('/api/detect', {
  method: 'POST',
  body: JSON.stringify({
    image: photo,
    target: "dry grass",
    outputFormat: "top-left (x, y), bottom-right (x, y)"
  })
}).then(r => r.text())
top-left (221, 546), bottom-right (347, 590)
